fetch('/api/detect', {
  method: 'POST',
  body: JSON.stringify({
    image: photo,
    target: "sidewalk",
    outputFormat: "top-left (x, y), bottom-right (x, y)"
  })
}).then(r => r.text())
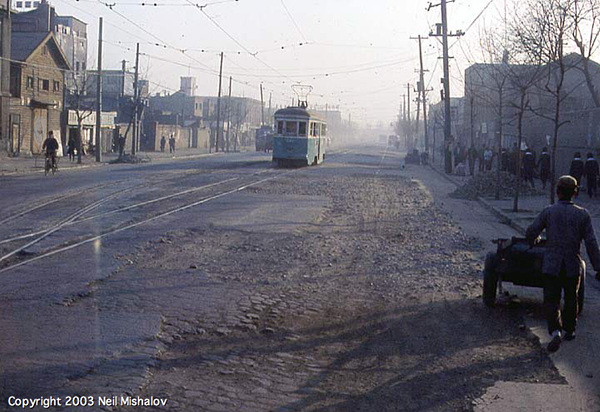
top-left (426, 162), bottom-right (600, 411)
top-left (0, 147), bottom-right (231, 176)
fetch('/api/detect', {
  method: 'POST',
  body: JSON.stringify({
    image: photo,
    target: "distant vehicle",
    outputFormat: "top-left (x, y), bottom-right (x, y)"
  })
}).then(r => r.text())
top-left (255, 126), bottom-right (274, 152)
top-left (272, 106), bottom-right (327, 167)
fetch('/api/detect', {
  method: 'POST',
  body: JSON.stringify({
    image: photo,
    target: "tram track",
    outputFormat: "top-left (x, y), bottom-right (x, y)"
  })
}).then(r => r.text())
top-left (0, 157), bottom-right (265, 228)
top-left (0, 162), bottom-right (276, 246)
top-left (0, 150), bottom-right (354, 274)
top-left (0, 180), bottom-right (124, 226)
top-left (0, 167), bottom-right (289, 274)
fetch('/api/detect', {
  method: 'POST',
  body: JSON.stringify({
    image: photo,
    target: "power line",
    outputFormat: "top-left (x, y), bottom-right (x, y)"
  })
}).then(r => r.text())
top-left (449, 0), bottom-right (496, 50)
top-left (279, 0), bottom-right (307, 42)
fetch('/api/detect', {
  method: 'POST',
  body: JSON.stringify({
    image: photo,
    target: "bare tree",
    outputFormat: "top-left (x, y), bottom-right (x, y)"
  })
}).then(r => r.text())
top-left (67, 70), bottom-right (94, 164)
top-left (504, 63), bottom-right (544, 212)
top-left (571, 0), bottom-right (600, 107)
top-left (513, 0), bottom-right (574, 204)
top-left (471, 28), bottom-right (509, 200)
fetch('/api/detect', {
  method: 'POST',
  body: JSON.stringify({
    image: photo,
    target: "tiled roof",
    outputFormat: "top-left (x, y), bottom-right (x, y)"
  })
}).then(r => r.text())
top-left (11, 32), bottom-right (49, 62)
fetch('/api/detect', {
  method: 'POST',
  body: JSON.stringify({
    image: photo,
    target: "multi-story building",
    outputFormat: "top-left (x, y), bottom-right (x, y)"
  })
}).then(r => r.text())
top-left (86, 68), bottom-right (135, 113)
top-left (9, 31), bottom-right (70, 154)
top-left (12, 0), bottom-right (86, 91)
top-left (143, 77), bottom-right (207, 151)
top-left (0, 0), bottom-right (10, 154)
top-left (202, 95), bottom-right (262, 149)
top-left (463, 53), bottom-right (600, 175)
top-left (11, 0), bottom-right (40, 13)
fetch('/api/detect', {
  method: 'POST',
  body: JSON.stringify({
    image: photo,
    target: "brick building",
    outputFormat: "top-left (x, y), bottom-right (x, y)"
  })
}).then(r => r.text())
top-left (9, 31), bottom-right (69, 155)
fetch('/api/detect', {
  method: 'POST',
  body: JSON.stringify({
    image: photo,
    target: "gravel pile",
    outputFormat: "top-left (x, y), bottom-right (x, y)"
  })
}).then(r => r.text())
top-left (109, 154), bottom-right (151, 164)
top-left (450, 172), bottom-right (545, 200)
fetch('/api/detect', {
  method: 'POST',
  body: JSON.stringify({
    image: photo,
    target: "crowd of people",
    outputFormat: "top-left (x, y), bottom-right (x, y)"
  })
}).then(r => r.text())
top-left (450, 143), bottom-right (600, 199)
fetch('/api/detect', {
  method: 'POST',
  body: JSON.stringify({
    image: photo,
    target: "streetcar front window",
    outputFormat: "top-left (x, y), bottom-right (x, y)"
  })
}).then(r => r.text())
top-left (298, 122), bottom-right (307, 136)
top-left (321, 124), bottom-right (327, 136)
top-left (285, 121), bottom-right (298, 135)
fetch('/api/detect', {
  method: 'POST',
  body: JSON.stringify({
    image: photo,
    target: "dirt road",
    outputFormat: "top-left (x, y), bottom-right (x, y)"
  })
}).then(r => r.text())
top-left (116, 148), bottom-right (560, 411)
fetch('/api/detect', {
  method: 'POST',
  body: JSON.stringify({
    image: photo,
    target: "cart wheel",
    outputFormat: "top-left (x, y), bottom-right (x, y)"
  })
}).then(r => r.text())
top-left (483, 253), bottom-right (498, 307)
top-left (578, 277), bottom-right (585, 316)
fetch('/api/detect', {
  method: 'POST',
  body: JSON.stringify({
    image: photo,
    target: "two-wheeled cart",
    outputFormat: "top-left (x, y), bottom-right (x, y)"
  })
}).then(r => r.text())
top-left (483, 237), bottom-right (585, 312)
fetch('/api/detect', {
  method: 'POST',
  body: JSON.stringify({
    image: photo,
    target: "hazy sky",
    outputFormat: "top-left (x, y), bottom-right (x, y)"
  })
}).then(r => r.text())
top-left (52, 0), bottom-right (510, 126)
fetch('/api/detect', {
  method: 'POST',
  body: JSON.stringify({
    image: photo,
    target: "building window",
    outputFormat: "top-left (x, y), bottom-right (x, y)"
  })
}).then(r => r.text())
top-left (33, 1), bottom-right (39, 6)
top-left (82, 62), bottom-right (86, 70)
top-left (26, 76), bottom-right (34, 89)
top-left (39, 79), bottom-right (49, 91)
top-left (42, 45), bottom-right (48, 55)
top-left (16, 1), bottom-right (23, 7)
top-left (24, 1), bottom-right (31, 7)
top-left (53, 81), bottom-right (60, 92)
top-left (75, 61), bottom-right (80, 72)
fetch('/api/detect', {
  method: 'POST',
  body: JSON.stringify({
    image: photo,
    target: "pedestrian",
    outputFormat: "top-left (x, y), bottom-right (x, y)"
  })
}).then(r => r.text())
top-left (160, 135), bottom-right (166, 152)
top-left (453, 143), bottom-right (461, 168)
top-left (569, 152), bottom-right (585, 187)
top-left (526, 175), bottom-right (600, 352)
top-left (584, 152), bottom-right (599, 198)
top-left (509, 143), bottom-right (518, 175)
top-left (169, 134), bottom-right (175, 153)
top-left (467, 145), bottom-right (477, 176)
top-left (523, 148), bottom-right (536, 188)
top-left (118, 134), bottom-right (126, 158)
top-left (478, 146), bottom-right (485, 173)
top-left (538, 147), bottom-right (550, 189)
top-left (501, 148), bottom-right (508, 172)
top-left (484, 147), bottom-right (493, 171)
top-left (67, 136), bottom-right (76, 162)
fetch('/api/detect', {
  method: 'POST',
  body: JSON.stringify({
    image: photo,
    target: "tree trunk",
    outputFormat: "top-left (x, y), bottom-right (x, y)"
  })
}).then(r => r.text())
top-left (582, 57), bottom-right (600, 108)
top-left (77, 124), bottom-right (83, 164)
top-left (513, 93), bottom-right (526, 212)
top-left (550, 90), bottom-right (561, 205)
top-left (495, 88), bottom-right (503, 200)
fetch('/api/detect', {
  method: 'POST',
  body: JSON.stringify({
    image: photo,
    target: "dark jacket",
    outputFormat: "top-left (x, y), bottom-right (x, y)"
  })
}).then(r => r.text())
top-left (538, 153), bottom-right (550, 171)
top-left (584, 158), bottom-right (599, 178)
top-left (42, 137), bottom-right (59, 153)
top-left (526, 200), bottom-right (600, 277)
top-left (570, 159), bottom-right (585, 181)
top-left (523, 151), bottom-right (535, 172)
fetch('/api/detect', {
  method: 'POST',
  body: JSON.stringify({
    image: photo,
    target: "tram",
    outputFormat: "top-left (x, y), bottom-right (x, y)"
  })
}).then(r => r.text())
top-left (272, 105), bottom-right (327, 167)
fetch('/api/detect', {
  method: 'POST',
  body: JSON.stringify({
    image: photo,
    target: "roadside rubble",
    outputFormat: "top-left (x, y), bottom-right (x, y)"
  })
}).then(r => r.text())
top-left (109, 154), bottom-right (152, 164)
top-left (450, 171), bottom-right (546, 200)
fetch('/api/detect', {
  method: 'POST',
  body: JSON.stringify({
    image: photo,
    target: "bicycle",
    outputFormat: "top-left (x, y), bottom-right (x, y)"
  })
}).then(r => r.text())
top-left (44, 152), bottom-right (58, 175)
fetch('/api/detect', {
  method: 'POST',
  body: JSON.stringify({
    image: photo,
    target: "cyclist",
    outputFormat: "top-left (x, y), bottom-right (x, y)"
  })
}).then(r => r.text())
top-left (42, 131), bottom-right (60, 172)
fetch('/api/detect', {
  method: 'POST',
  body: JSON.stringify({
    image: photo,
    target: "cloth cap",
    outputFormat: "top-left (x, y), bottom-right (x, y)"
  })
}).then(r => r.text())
top-left (557, 175), bottom-right (578, 189)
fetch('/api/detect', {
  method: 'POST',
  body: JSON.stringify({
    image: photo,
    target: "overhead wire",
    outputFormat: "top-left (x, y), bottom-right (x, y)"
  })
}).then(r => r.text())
top-left (279, 0), bottom-right (307, 43)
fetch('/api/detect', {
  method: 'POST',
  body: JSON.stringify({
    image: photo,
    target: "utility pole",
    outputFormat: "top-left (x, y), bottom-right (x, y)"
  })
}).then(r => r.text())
top-left (132, 42), bottom-right (139, 156)
top-left (429, 0), bottom-right (463, 173)
top-left (120, 59), bottom-right (127, 97)
top-left (215, 52), bottom-right (224, 152)
top-left (226, 76), bottom-right (232, 152)
top-left (260, 83), bottom-right (265, 126)
top-left (95, 17), bottom-right (103, 162)
top-left (268, 92), bottom-right (272, 125)
top-left (411, 34), bottom-right (430, 154)
top-left (407, 83), bottom-right (412, 150)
